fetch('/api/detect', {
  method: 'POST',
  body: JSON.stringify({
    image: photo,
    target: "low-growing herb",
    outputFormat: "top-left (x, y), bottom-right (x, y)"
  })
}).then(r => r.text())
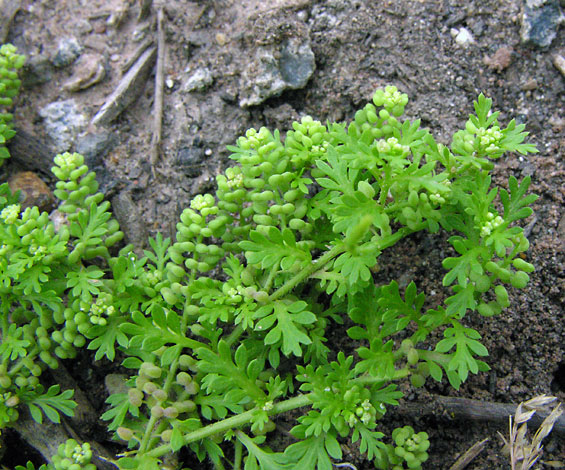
top-left (0, 77), bottom-right (539, 470)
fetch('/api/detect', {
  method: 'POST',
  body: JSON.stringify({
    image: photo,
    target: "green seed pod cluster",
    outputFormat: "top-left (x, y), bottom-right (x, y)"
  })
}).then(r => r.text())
top-left (0, 44), bottom-right (25, 119)
top-left (0, 44), bottom-right (24, 166)
top-left (51, 439), bottom-right (96, 470)
top-left (167, 194), bottom-right (229, 280)
top-left (51, 152), bottom-right (123, 262)
top-left (119, 359), bottom-right (200, 446)
top-left (285, 116), bottom-right (329, 169)
top-left (52, 153), bottom-right (103, 217)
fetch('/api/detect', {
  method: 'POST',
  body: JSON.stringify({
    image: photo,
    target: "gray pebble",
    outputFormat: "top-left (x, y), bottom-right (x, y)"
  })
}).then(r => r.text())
top-left (51, 37), bottom-right (82, 67)
top-left (76, 131), bottom-right (118, 169)
top-left (39, 100), bottom-right (87, 152)
top-left (182, 67), bottom-right (213, 93)
top-left (521, 0), bottom-right (564, 48)
top-left (239, 38), bottom-right (315, 107)
top-left (22, 54), bottom-right (53, 88)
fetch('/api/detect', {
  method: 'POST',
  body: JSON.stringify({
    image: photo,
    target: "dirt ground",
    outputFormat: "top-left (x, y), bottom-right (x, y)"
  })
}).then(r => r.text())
top-left (1, 0), bottom-right (564, 469)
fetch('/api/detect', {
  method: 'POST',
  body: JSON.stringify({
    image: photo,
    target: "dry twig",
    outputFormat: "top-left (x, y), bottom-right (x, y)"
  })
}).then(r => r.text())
top-left (150, 3), bottom-right (165, 177)
top-left (449, 438), bottom-right (490, 470)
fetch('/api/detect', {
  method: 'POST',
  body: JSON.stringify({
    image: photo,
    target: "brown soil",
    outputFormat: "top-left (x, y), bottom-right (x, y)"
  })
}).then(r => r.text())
top-left (1, 0), bottom-right (564, 469)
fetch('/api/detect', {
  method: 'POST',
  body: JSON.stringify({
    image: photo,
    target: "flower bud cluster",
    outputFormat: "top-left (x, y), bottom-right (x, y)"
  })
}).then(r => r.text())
top-left (348, 86), bottom-right (407, 141)
top-left (376, 137), bottom-right (410, 157)
top-left (479, 211), bottom-right (504, 238)
top-left (51, 439), bottom-right (96, 470)
top-left (0, 203), bottom-right (19, 223)
top-left (84, 293), bottom-right (115, 326)
top-left (285, 116), bottom-right (328, 168)
top-left (465, 121), bottom-right (503, 155)
top-left (1, 204), bottom-right (68, 274)
top-left (333, 385), bottom-right (382, 434)
top-left (388, 426), bottom-right (430, 470)
top-left (373, 86), bottom-right (409, 116)
top-left (0, 391), bottom-right (20, 426)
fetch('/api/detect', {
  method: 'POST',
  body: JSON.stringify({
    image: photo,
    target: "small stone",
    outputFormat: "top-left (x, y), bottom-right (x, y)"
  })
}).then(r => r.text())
top-left (521, 78), bottom-right (539, 90)
top-left (239, 38), bottom-right (315, 107)
top-left (553, 54), bottom-right (565, 77)
top-left (548, 114), bottom-right (565, 131)
top-left (75, 19), bottom-right (93, 35)
top-left (8, 171), bottom-right (54, 212)
top-left (22, 54), bottom-right (53, 88)
top-left (76, 131), bottom-right (117, 169)
top-left (484, 46), bottom-right (513, 72)
top-left (174, 146), bottom-right (205, 177)
top-left (94, 22), bottom-right (107, 34)
top-left (451, 27), bottom-right (474, 47)
top-left (63, 53), bottom-right (106, 92)
top-left (166, 77), bottom-right (174, 88)
top-left (278, 38), bottom-right (316, 88)
top-left (39, 100), bottom-right (87, 152)
top-left (182, 67), bottom-right (213, 92)
top-left (51, 37), bottom-right (82, 67)
top-left (521, 0), bottom-right (564, 48)
top-left (215, 32), bottom-right (227, 46)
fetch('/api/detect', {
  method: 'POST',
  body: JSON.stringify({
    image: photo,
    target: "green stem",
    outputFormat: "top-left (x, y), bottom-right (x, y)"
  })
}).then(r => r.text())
top-left (233, 439), bottom-right (243, 470)
top-left (418, 349), bottom-right (451, 367)
top-left (138, 302), bottom-right (194, 453)
top-left (224, 324), bottom-right (244, 348)
top-left (145, 372), bottom-right (403, 460)
top-left (147, 394), bottom-right (312, 459)
top-left (223, 244), bottom-right (346, 348)
top-left (268, 244), bottom-right (345, 303)
top-left (262, 266), bottom-right (279, 293)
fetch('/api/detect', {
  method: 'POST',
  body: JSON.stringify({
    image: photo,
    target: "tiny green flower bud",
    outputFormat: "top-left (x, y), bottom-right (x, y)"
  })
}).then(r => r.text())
top-left (151, 405), bottom-right (164, 418)
top-left (140, 362), bottom-right (162, 379)
top-left (152, 389), bottom-right (168, 402)
top-left (163, 406), bottom-right (178, 419)
top-left (116, 427), bottom-right (134, 441)
top-left (128, 388), bottom-right (144, 407)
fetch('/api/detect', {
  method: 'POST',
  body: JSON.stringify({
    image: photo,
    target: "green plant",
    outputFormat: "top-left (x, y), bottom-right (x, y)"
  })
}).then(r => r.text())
top-left (375, 426), bottom-right (430, 470)
top-left (0, 85), bottom-right (538, 470)
top-left (0, 44), bottom-right (24, 167)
